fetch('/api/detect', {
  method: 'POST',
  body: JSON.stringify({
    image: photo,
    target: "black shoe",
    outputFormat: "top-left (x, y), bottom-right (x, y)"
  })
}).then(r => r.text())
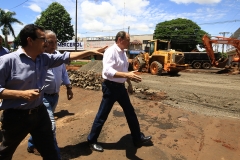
top-left (27, 147), bottom-right (41, 156)
top-left (88, 141), bottom-right (104, 152)
top-left (133, 133), bottom-right (152, 147)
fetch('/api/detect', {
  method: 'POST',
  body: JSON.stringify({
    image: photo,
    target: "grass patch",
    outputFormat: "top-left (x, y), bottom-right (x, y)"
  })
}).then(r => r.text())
top-left (70, 61), bottom-right (88, 66)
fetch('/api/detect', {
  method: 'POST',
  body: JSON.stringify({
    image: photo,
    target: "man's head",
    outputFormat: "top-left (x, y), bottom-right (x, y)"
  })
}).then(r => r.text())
top-left (45, 30), bottom-right (57, 54)
top-left (115, 31), bottom-right (130, 50)
top-left (19, 24), bottom-right (48, 54)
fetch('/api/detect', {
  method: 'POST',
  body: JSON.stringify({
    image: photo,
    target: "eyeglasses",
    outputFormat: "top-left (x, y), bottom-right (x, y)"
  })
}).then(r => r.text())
top-left (47, 40), bottom-right (57, 45)
top-left (36, 37), bottom-right (48, 43)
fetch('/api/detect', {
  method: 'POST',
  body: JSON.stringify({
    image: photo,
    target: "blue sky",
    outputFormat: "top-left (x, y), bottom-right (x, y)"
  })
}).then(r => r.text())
top-left (1, 0), bottom-right (240, 41)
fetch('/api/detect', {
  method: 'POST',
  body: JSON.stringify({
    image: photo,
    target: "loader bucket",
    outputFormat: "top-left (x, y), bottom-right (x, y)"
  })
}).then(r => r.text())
top-left (215, 58), bottom-right (228, 68)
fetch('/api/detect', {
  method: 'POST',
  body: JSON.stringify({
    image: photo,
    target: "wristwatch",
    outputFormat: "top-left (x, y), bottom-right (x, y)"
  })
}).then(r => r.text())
top-left (66, 85), bottom-right (72, 89)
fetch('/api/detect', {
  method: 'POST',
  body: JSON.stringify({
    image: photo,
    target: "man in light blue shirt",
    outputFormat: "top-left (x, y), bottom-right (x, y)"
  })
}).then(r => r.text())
top-left (0, 35), bottom-right (10, 56)
top-left (27, 30), bottom-right (73, 158)
top-left (0, 24), bottom-right (107, 160)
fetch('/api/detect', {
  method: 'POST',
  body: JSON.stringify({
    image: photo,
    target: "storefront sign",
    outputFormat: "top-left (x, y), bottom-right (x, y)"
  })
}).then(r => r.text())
top-left (57, 42), bottom-right (84, 50)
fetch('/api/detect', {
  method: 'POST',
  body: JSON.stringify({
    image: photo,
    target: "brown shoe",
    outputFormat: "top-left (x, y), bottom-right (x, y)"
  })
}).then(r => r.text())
top-left (27, 147), bottom-right (41, 156)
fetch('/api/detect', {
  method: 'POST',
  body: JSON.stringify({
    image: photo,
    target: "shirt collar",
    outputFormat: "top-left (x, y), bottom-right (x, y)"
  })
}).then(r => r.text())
top-left (16, 48), bottom-right (41, 59)
top-left (16, 48), bottom-right (27, 56)
top-left (114, 43), bottom-right (123, 53)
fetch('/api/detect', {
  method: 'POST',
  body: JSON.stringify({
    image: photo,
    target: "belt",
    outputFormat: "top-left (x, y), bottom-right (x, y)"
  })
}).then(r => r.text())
top-left (103, 79), bottom-right (125, 86)
top-left (44, 93), bottom-right (58, 96)
top-left (5, 104), bottom-right (44, 115)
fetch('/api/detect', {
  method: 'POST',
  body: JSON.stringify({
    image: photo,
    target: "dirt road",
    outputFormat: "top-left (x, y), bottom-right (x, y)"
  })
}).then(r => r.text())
top-left (132, 69), bottom-right (240, 118)
top-left (12, 69), bottom-right (240, 160)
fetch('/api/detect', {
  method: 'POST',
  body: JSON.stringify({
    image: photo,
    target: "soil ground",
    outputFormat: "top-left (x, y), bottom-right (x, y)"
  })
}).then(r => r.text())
top-left (8, 67), bottom-right (240, 160)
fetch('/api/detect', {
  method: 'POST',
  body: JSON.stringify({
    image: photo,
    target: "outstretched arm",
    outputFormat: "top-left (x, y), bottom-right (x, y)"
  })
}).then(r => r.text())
top-left (69, 46), bottom-right (108, 60)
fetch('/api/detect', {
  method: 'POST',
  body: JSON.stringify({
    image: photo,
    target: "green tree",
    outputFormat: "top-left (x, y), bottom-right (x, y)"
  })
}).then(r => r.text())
top-left (35, 2), bottom-right (74, 43)
top-left (0, 9), bottom-right (23, 49)
top-left (13, 33), bottom-right (20, 50)
top-left (154, 18), bottom-right (208, 52)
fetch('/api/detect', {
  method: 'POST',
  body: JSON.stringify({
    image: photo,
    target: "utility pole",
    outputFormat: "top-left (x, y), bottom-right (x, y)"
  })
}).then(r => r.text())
top-left (75, 0), bottom-right (77, 51)
top-left (219, 32), bottom-right (230, 53)
top-left (128, 26), bottom-right (130, 34)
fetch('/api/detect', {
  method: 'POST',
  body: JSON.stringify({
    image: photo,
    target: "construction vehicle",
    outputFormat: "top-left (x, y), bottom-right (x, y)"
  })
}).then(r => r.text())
top-left (132, 39), bottom-right (189, 75)
top-left (202, 34), bottom-right (240, 68)
top-left (183, 52), bottom-right (221, 69)
top-left (231, 53), bottom-right (239, 67)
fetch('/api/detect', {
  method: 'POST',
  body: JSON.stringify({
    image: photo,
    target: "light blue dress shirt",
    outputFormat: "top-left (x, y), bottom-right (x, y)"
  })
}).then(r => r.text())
top-left (0, 46), bottom-right (9, 56)
top-left (0, 48), bottom-right (70, 110)
top-left (44, 50), bottom-right (71, 94)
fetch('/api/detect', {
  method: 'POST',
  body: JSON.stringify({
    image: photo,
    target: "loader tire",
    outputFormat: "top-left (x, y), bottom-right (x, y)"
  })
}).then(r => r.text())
top-left (132, 58), bottom-right (144, 72)
top-left (150, 61), bottom-right (162, 75)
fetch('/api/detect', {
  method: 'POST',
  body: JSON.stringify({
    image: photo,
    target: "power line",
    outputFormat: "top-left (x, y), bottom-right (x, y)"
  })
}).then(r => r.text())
top-left (9, 0), bottom-right (29, 10)
top-left (198, 20), bottom-right (240, 25)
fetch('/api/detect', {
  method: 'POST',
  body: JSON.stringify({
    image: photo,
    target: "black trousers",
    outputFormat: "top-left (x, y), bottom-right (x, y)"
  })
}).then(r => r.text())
top-left (0, 104), bottom-right (60, 160)
top-left (88, 80), bottom-right (142, 143)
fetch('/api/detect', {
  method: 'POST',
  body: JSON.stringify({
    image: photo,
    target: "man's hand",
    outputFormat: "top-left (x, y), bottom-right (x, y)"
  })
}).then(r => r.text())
top-left (67, 89), bottom-right (73, 100)
top-left (127, 71), bottom-right (142, 83)
top-left (98, 46), bottom-right (108, 53)
top-left (91, 46), bottom-right (108, 56)
top-left (70, 46), bottom-right (108, 60)
top-left (23, 89), bottom-right (40, 101)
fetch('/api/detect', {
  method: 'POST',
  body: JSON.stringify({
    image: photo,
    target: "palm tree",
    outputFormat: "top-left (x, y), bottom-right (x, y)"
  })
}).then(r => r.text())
top-left (0, 9), bottom-right (23, 48)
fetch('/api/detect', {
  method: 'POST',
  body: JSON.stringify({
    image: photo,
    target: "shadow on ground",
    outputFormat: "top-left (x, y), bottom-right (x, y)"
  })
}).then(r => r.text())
top-left (54, 110), bottom-right (75, 119)
top-left (60, 134), bottom-right (153, 160)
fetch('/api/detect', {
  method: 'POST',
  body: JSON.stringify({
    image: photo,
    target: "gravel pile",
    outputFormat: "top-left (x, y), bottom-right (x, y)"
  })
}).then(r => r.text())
top-left (79, 60), bottom-right (103, 73)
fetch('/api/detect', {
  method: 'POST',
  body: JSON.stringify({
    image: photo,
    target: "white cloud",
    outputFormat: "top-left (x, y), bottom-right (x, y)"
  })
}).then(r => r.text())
top-left (79, 0), bottom-right (151, 34)
top-left (110, 0), bottom-right (150, 15)
top-left (81, 1), bottom-right (116, 21)
top-left (28, 4), bottom-right (42, 13)
top-left (82, 20), bottom-right (105, 31)
top-left (170, 0), bottom-right (221, 4)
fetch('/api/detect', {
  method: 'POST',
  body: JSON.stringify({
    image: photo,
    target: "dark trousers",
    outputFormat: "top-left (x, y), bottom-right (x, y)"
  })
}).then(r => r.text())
top-left (0, 104), bottom-right (60, 160)
top-left (88, 80), bottom-right (141, 143)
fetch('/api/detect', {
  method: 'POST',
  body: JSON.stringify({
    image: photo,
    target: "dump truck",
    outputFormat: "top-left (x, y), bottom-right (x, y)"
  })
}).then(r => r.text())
top-left (131, 39), bottom-right (189, 75)
top-left (183, 52), bottom-right (221, 69)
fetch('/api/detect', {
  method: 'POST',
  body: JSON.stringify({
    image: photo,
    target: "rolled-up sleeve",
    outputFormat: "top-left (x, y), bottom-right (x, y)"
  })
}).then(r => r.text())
top-left (102, 49), bottom-right (117, 78)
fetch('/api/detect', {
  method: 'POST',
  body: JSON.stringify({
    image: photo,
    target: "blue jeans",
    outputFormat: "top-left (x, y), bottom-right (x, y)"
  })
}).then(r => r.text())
top-left (0, 104), bottom-right (59, 160)
top-left (28, 94), bottom-right (60, 158)
top-left (88, 80), bottom-right (142, 143)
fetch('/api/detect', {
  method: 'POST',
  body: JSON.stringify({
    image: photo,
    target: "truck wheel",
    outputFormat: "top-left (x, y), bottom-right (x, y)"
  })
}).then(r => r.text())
top-left (202, 62), bottom-right (211, 69)
top-left (193, 62), bottom-right (201, 69)
top-left (150, 61), bottom-right (162, 75)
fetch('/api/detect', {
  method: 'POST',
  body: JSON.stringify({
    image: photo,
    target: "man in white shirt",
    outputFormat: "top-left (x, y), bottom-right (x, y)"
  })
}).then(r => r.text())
top-left (87, 31), bottom-right (152, 152)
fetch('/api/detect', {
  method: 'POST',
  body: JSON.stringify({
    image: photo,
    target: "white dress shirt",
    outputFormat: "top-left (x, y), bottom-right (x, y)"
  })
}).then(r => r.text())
top-left (102, 43), bottom-right (129, 83)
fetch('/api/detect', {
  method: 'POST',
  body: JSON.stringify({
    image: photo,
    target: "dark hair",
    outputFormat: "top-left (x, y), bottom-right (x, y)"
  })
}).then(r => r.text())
top-left (115, 31), bottom-right (126, 43)
top-left (19, 24), bottom-right (45, 47)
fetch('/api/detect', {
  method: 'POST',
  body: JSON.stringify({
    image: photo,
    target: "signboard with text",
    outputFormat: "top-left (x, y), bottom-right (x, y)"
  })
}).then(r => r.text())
top-left (85, 41), bottom-right (115, 50)
top-left (57, 42), bottom-right (84, 50)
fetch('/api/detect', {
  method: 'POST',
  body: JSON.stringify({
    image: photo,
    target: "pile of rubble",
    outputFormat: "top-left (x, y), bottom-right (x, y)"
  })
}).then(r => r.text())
top-left (67, 60), bottom-right (103, 91)
top-left (67, 60), bottom-right (165, 99)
